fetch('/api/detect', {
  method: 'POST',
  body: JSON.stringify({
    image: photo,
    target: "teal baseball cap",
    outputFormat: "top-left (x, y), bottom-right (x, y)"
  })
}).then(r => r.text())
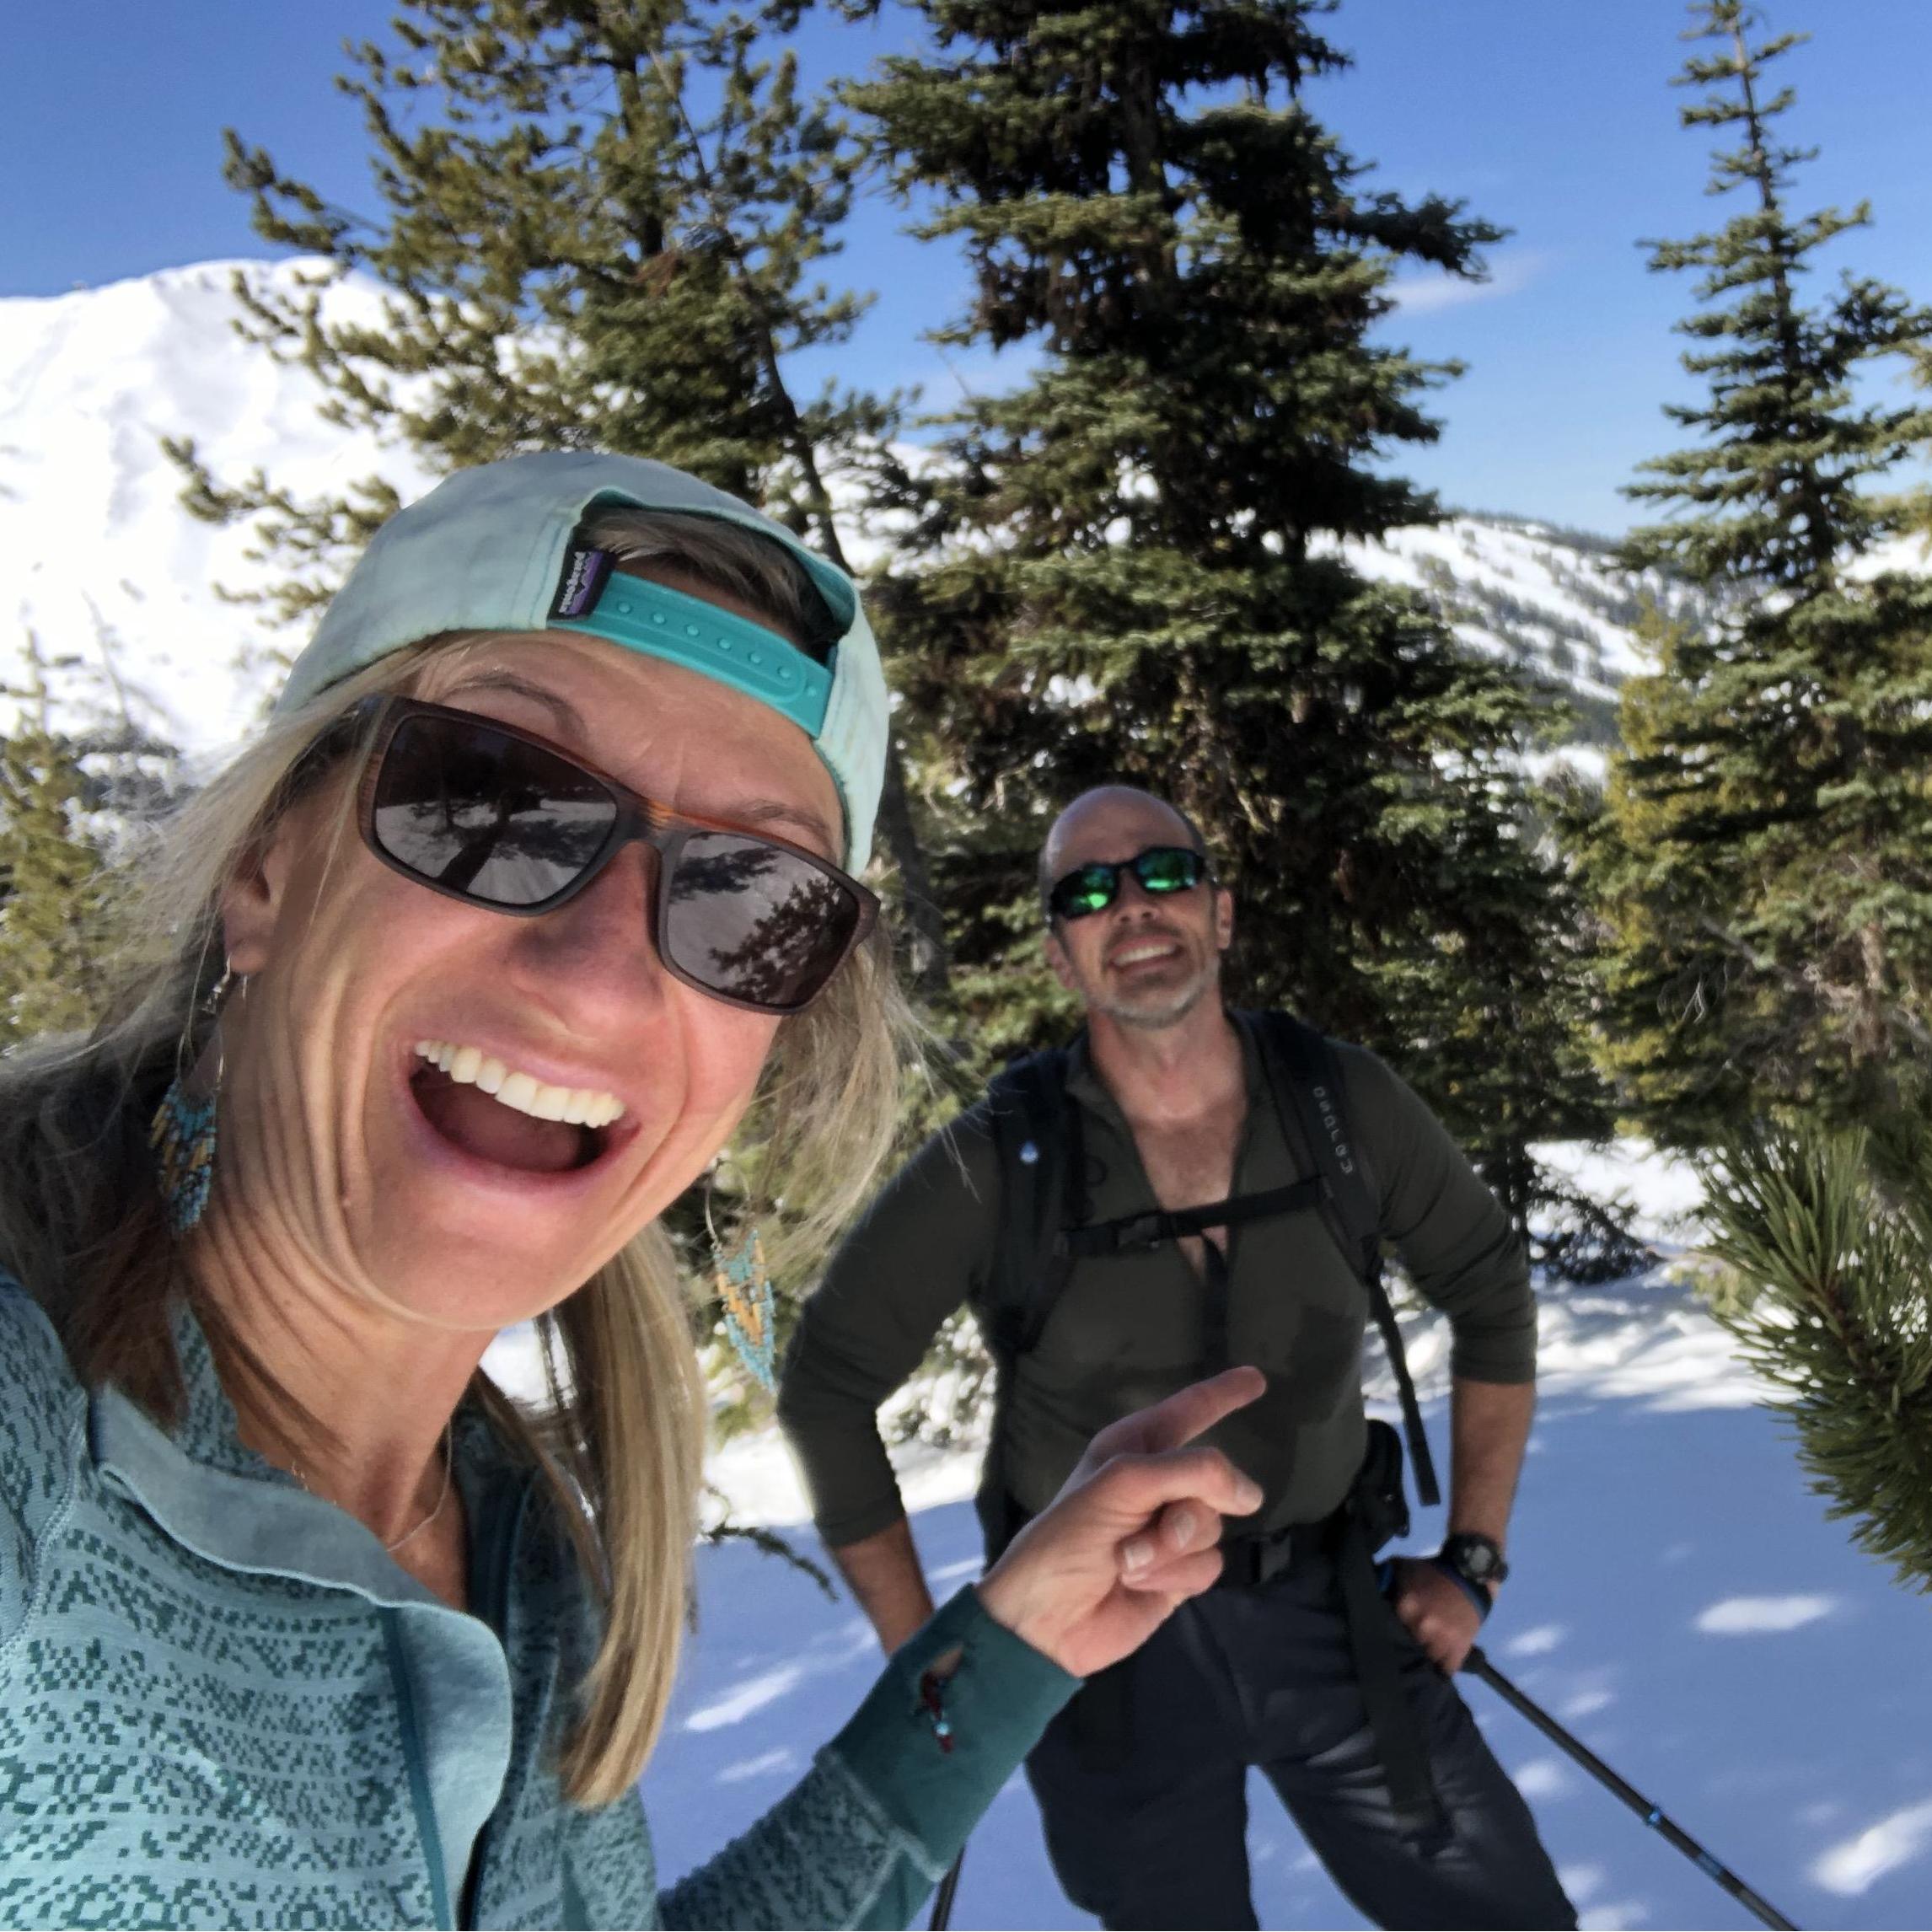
top-left (274, 452), bottom-right (889, 871)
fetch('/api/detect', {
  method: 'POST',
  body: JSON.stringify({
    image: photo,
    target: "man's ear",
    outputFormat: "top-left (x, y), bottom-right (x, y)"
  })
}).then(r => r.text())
top-left (1044, 923), bottom-right (1077, 995)
top-left (1213, 884), bottom-right (1235, 954)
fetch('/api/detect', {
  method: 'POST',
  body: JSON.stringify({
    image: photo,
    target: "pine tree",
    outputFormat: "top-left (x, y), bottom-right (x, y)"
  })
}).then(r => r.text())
top-left (169, 0), bottom-right (950, 995)
top-left (1699, 1106), bottom-right (1932, 1593)
top-left (0, 642), bottom-right (116, 1048)
top-left (1578, 1), bottom-right (1932, 1143)
top-left (845, 0), bottom-right (1609, 1213)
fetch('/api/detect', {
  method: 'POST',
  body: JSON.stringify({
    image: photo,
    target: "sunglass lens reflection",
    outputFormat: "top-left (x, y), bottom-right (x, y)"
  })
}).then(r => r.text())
top-left (665, 832), bottom-right (858, 1008)
top-left (371, 712), bottom-right (860, 1011)
top-left (1057, 867), bottom-right (1119, 918)
top-left (371, 715), bottom-right (618, 907)
top-left (1137, 848), bottom-right (1202, 894)
top-left (1052, 846), bottom-right (1205, 920)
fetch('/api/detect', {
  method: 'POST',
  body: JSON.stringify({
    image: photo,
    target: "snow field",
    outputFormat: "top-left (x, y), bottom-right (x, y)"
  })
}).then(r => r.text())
top-left (641, 1173), bottom-right (1932, 1929)
top-left (0, 261), bottom-right (431, 754)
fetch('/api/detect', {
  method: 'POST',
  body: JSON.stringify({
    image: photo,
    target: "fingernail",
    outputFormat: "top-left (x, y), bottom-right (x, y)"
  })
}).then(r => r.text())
top-left (1121, 1537), bottom-right (1152, 1575)
top-left (1166, 1506), bottom-right (1195, 1549)
top-left (1237, 1480), bottom-right (1263, 1511)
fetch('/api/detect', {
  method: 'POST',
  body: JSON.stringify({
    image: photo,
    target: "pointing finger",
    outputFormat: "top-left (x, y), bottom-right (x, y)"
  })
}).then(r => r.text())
top-left (1085, 1366), bottom-right (1266, 1464)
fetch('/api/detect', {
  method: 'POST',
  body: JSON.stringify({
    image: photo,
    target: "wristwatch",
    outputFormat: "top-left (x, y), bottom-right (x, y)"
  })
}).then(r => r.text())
top-left (1436, 1532), bottom-right (1510, 1591)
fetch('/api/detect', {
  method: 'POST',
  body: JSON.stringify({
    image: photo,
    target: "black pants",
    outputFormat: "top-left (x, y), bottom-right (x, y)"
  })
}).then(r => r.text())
top-left (1023, 1549), bottom-right (1577, 1930)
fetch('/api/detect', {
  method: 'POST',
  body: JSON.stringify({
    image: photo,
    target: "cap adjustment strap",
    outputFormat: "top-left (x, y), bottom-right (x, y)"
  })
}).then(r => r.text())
top-left (553, 563), bottom-right (834, 738)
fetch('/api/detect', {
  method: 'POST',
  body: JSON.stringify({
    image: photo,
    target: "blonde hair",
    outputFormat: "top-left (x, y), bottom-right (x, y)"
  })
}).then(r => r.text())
top-left (0, 513), bottom-right (915, 1808)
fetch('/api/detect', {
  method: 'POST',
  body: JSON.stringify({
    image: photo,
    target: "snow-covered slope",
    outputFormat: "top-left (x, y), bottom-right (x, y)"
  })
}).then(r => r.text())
top-left (1340, 516), bottom-right (1720, 766)
top-left (4, 260), bottom-right (1685, 767)
top-left (649, 1237), bottom-right (1932, 1930)
top-left (0, 260), bottom-right (431, 757)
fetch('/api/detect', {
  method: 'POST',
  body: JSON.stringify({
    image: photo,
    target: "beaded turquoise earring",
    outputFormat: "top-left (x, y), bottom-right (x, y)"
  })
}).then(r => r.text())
top-left (150, 964), bottom-right (236, 1235)
top-left (706, 1177), bottom-right (776, 1393)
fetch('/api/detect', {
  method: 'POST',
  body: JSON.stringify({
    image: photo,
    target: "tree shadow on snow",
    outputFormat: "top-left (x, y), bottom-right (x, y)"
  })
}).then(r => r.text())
top-left (647, 1341), bottom-right (1932, 1929)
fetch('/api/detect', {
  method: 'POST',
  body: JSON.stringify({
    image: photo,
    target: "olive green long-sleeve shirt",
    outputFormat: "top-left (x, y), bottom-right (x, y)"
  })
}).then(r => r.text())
top-left (779, 1022), bottom-right (1536, 1548)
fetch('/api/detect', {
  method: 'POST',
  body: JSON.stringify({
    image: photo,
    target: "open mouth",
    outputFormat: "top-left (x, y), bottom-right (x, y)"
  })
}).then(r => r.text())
top-left (408, 1038), bottom-right (625, 1175)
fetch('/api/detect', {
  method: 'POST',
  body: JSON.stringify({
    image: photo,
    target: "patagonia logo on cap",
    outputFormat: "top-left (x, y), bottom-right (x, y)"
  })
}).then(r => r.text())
top-left (551, 547), bottom-right (614, 620)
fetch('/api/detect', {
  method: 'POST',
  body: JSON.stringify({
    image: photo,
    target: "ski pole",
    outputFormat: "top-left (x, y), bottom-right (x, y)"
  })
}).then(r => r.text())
top-left (927, 1848), bottom-right (963, 1931)
top-left (1463, 1646), bottom-right (1797, 1931)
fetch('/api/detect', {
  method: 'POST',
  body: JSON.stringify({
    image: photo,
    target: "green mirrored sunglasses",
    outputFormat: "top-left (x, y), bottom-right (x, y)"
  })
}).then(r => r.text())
top-left (1047, 844), bottom-right (1210, 921)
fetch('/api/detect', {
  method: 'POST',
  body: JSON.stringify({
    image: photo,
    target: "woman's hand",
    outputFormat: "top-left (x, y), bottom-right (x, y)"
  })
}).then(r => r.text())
top-left (974, 1366), bottom-right (1266, 1679)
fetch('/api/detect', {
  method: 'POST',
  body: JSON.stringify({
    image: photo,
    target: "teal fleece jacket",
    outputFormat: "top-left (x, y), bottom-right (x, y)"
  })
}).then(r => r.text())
top-left (0, 1280), bottom-right (1075, 1928)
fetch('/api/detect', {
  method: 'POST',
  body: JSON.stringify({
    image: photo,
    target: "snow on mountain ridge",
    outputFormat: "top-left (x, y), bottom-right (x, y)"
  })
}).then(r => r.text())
top-left (3, 259), bottom-right (1682, 765)
top-left (0, 260), bottom-right (432, 759)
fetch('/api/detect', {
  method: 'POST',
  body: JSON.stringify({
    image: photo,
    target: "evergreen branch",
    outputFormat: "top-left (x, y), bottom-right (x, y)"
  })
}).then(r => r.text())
top-left (697, 1509), bottom-right (840, 1603)
top-left (1699, 1119), bottom-right (1932, 1592)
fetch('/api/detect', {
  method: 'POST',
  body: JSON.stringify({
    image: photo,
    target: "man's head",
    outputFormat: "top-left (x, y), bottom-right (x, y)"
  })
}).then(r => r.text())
top-left (1039, 786), bottom-right (1232, 1031)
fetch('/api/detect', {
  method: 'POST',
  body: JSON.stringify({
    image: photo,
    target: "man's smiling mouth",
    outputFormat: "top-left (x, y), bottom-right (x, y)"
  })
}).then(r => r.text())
top-left (409, 1038), bottom-right (625, 1173)
top-left (1109, 940), bottom-right (1183, 969)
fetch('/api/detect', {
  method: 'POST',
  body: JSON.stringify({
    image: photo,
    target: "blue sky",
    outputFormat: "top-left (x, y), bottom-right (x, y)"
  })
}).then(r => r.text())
top-left (5, 1), bottom-right (1929, 533)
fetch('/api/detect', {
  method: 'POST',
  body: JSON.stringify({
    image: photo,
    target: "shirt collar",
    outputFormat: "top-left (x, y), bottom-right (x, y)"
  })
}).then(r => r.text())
top-left (87, 1299), bottom-right (516, 1611)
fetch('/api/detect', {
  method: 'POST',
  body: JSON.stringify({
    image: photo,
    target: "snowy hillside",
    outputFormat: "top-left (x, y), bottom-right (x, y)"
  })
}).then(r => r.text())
top-left (1339, 516), bottom-right (1720, 765)
top-left (624, 1150), bottom-right (1932, 1931)
top-left (4, 260), bottom-right (1687, 767)
top-left (0, 261), bottom-right (432, 757)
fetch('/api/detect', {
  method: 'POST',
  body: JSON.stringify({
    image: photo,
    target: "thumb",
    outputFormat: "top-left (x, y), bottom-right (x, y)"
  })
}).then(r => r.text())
top-left (1087, 1443), bottom-right (1265, 1532)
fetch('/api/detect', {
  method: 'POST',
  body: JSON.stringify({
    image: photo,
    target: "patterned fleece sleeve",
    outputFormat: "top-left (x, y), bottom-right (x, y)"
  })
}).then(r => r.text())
top-left (656, 1588), bottom-right (1076, 1930)
top-left (0, 1279), bottom-right (87, 1649)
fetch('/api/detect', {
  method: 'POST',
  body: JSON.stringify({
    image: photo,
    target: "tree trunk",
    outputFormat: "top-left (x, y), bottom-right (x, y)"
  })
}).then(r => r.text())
top-left (873, 734), bottom-right (949, 1003)
top-left (650, 74), bottom-right (953, 1001)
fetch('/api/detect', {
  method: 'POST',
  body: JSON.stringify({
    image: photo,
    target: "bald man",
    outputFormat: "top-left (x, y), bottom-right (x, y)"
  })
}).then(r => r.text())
top-left (779, 787), bottom-right (1573, 1929)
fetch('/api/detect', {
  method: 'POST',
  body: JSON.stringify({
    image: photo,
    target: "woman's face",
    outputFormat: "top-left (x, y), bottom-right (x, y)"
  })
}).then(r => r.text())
top-left (217, 627), bottom-right (845, 1335)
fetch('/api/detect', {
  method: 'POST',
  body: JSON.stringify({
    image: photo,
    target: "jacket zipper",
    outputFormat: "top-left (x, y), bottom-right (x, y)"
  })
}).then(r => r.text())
top-left (382, 1607), bottom-right (455, 1930)
top-left (457, 1473), bottom-right (534, 1929)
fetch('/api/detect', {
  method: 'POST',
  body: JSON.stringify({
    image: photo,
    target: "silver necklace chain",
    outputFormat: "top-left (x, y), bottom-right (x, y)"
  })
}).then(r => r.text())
top-left (294, 1420), bottom-right (454, 1556)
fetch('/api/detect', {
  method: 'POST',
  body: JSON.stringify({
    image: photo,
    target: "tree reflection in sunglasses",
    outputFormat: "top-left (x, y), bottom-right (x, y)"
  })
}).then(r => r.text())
top-left (376, 786), bottom-right (615, 904)
top-left (668, 840), bottom-right (851, 1006)
top-left (376, 783), bottom-right (853, 1006)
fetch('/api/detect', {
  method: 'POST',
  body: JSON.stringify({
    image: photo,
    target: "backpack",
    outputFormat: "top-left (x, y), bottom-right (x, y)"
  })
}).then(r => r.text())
top-left (978, 1008), bottom-right (1439, 1511)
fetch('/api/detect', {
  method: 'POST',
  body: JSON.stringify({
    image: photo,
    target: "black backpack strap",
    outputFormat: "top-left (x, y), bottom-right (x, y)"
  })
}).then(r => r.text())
top-left (1335, 1505), bottom-right (1452, 1847)
top-left (978, 1047), bottom-right (1083, 1561)
top-left (984, 1047), bottom-right (1083, 1367)
top-left (1060, 1178), bottom-right (1325, 1259)
top-left (1246, 1011), bottom-right (1441, 1508)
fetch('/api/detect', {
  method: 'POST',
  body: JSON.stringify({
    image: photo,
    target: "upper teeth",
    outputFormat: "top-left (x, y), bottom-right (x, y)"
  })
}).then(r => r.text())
top-left (1114, 943), bottom-right (1175, 964)
top-left (414, 1040), bottom-right (625, 1129)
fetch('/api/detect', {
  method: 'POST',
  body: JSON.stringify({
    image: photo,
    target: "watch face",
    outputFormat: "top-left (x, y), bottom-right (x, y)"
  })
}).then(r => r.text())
top-left (1449, 1536), bottom-right (1506, 1583)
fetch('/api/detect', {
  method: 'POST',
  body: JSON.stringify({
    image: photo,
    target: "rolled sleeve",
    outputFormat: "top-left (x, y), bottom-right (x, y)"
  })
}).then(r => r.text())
top-left (1341, 1047), bottom-right (1538, 1385)
top-left (777, 1114), bottom-right (1000, 1547)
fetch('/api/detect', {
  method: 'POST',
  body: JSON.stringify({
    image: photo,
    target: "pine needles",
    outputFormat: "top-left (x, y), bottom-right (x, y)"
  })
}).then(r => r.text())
top-left (1699, 1114), bottom-right (1932, 1594)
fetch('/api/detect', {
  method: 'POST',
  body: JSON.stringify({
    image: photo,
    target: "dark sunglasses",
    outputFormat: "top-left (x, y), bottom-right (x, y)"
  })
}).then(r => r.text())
top-left (1047, 844), bottom-right (1210, 921)
top-left (326, 695), bottom-right (877, 1015)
